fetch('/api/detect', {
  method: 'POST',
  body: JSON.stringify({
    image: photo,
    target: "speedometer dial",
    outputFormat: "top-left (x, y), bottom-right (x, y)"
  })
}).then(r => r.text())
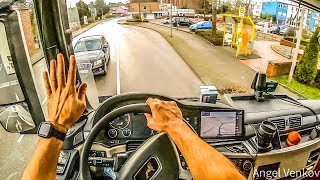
top-left (109, 113), bottom-right (131, 129)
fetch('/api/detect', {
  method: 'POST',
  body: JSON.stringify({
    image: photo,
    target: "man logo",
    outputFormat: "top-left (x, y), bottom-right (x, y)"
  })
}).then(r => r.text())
top-left (145, 162), bottom-right (155, 179)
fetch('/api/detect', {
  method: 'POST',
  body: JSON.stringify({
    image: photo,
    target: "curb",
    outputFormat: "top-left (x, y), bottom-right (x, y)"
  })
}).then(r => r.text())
top-left (270, 44), bottom-right (291, 59)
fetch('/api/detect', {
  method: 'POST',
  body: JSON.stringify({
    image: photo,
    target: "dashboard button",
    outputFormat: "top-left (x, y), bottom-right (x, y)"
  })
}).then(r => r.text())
top-left (122, 128), bottom-right (132, 137)
top-left (243, 160), bottom-right (253, 171)
top-left (108, 129), bottom-right (118, 138)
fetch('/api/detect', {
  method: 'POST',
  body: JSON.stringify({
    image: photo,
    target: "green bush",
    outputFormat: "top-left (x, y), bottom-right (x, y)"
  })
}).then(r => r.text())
top-left (295, 28), bottom-right (319, 84)
top-left (195, 30), bottom-right (223, 45)
top-left (283, 37), bottom-right (309, 46)
top-left (88, 17), bottom-right (94, 23)
top-left (133, 14), bottom-right (140, 19)
top-left (126, 19), bottom-right (149, 22)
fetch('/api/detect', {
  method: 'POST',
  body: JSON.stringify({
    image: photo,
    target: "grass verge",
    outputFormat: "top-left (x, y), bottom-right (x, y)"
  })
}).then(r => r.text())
top-left (274, 75), bottom-right (320, 99)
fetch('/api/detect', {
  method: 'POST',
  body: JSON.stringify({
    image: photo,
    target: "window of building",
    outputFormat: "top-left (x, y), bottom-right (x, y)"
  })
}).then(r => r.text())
top-left (292, 7), bottom-right (294, 11)
top-left (278, 12), bottom-right (282, 16)
top-left (279, 4), bottom-right (281, 8)
top-left (283, 13), bottom-right (286, 16)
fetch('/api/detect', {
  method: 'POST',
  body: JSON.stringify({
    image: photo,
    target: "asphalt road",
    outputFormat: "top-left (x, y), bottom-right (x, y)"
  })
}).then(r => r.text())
top-left (73, 18), bottom-right (203, 99)
top-left (0, 18), bottom-right (203, 179)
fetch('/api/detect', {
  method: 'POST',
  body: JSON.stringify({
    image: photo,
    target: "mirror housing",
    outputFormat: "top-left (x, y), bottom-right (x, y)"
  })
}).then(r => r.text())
top-left (0, 10), bottom-right (45, 133)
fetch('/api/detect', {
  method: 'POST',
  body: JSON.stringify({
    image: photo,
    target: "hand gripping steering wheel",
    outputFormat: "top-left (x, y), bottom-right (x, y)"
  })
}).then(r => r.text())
top-left (80, 103), bottom-right (180, 180)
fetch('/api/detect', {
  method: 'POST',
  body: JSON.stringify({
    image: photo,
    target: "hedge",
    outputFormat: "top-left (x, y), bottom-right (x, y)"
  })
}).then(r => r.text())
top-left (195, 29), bottom-right (224, 45)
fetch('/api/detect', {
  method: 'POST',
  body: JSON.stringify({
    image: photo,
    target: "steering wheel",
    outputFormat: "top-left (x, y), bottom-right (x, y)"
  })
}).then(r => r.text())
top-left (80, 103), bottom-right (180, 180)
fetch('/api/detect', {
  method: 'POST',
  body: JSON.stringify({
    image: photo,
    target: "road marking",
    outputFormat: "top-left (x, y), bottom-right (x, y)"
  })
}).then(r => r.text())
top-left (116, 35), bottom-right (121, 95)
top-left (17, 134), bottom-right (24, 143)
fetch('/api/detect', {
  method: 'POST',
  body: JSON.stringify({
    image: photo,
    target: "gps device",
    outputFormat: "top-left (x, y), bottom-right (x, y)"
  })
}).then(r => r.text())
top-left (200, 110), bottom-right (244, 139)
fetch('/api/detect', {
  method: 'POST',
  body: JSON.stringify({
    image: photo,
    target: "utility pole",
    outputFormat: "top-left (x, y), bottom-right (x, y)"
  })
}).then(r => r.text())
top-left (170, 0), bottom-right (173, 37)
top-left (212, 0), bottom-right (217, 35)
top-left (288, 6), bottom-right (305, 83)
top-left (101, 8), bottom-right (103, 19)
top-left (176, 0), bottom-right (179, 30)
top-left (203, 0), bottom-right (206, 19)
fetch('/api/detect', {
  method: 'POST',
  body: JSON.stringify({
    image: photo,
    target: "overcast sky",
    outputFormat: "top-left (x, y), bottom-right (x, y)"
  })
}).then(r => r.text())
top-left (67, 0), bottom-right (127, 8)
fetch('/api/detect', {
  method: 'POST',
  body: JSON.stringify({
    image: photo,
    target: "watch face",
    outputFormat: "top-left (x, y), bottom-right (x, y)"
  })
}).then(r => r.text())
top-left (38, 123), bottom-right (52, 137)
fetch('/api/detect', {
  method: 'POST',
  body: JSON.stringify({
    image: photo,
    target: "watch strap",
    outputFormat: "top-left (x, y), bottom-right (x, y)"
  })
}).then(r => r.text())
top-left (51, 127), bottom-right (66, 141)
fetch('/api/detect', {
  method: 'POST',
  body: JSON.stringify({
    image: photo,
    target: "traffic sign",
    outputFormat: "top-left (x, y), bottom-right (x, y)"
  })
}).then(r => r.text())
top-left (239, 7), bottom-right (245, 16)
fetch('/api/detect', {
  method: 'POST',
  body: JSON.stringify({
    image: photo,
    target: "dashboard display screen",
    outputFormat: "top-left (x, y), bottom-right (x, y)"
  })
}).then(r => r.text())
top-left (200, 110), bottom-right (243, 138)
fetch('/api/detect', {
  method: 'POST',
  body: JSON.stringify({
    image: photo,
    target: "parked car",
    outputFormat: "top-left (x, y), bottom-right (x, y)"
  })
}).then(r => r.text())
top-left (189, 21), bottom-right (212, 32)
top-left (256, 21), bottom-right (265, 26)
top-left (269, 26), bottom-right (280, 34)
top-left (161, 17), bottom-right (172, 24)
top-left (172, 17), bottom-right (194, 27)
top-left (269, 25), bottom-right (288, 35)
top-left (279, 28), bottom-right (288, 36)
top-left (279, 25), bottom-right (289, 35)
top-left (74, 35), bottom-right (110, 76)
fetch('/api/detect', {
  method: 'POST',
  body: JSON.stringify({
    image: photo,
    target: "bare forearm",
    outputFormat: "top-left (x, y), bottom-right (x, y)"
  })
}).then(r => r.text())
top-left (167, 123), bottom-right (244, 180)
top-left (22, 138), bottom-right (62, 180)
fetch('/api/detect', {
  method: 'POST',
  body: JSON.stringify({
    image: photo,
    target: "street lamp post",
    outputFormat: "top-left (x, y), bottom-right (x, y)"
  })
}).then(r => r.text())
top-left (288, 6), bottom-right (305, 83)
top-left (170, 0), bottom-right (173, 37)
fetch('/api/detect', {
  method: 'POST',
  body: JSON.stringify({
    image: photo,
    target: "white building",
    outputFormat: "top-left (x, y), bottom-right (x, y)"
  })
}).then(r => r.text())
top-left (252, 0), bottom-right (263, 18)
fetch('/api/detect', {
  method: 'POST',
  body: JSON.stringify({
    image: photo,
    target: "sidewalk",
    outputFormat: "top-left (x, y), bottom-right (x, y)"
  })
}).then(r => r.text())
top-left (130, 22), bottom-right (298, 97)
top-left (241, 40), bottom-right (291, 73)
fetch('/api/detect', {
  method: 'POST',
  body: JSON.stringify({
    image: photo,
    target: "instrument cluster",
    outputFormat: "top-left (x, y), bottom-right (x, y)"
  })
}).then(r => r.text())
top-left (106, 113), bottom-right (155, 140)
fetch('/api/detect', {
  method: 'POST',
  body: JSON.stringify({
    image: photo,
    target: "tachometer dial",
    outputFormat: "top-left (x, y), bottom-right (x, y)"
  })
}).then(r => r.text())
top-left (108, 129), bottom-right (117, 138)
top-left (109, 113), bottom-right (131, 129)
top-left (122, 128), bottom-right (132, 137)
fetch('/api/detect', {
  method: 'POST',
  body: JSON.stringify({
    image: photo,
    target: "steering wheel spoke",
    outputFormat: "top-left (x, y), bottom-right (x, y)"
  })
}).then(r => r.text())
top-left (80, 103), bottom-right (179, 180)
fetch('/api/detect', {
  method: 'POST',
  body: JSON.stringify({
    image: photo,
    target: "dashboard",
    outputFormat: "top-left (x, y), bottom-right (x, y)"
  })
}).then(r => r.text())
top-left (98, 108), bottom-right (244, 147)
top-left (84, 94), bottom-right (320, 180)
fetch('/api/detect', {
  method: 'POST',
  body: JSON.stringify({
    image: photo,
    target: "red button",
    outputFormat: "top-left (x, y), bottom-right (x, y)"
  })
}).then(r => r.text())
top-left (286, 131), bottom-right (301, 146)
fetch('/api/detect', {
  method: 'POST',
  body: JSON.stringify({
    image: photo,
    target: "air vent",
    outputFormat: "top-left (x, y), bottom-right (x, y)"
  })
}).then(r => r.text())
top-left (288, 115), bottom-right (302, 129)
top-left (126, 142), bottom-right (141, 151)
top-left (268, 118), bottom-right (286, 131)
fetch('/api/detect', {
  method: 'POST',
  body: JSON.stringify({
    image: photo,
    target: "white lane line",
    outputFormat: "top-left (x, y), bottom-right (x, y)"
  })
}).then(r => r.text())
top-left (41, 97), bottom-right (47, 105)
top-left (17, 134), bottom-right (24, 143)
top-left (116, 37), bottom-right (121, 95)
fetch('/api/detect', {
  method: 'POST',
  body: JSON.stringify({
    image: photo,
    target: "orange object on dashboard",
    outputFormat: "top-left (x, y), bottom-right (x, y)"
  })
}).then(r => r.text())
top-left (286, 131), bottom-right (301, 146)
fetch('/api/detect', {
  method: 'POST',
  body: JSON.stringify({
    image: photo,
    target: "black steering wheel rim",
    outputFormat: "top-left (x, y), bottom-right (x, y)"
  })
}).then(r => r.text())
top-left (80, 103), bottom-right (152, 180)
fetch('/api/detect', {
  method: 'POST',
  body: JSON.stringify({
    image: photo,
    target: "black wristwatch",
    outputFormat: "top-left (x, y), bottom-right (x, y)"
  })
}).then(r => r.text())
top-left (37, 122), bottom-right (66, 141)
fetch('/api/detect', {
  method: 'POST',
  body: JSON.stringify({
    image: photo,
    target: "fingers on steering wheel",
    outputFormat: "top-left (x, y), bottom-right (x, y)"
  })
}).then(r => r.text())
top-left (57, 54), bottom-right (66, 88)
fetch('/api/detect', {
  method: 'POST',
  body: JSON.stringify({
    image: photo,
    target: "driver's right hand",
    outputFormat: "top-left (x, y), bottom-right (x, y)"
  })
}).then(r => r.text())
top-left (144, 98), bottom-right (184, 133)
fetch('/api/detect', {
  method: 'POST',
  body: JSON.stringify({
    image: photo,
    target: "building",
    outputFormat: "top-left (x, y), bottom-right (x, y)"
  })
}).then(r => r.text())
top-left (261, 1), bottom-right (288, 25)
top-left (286, 1), bottom-right (319, 32)
top-left (110, 6), bottom-right (128, 16)
top-left (252, 0), bottom-right (263, 18)
top-left (128, 2), bottom-right (162, 19)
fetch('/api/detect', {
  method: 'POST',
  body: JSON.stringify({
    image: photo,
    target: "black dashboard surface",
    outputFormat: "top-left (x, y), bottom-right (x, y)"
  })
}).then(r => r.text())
top-left (93, 99), bottom-right (244, 148)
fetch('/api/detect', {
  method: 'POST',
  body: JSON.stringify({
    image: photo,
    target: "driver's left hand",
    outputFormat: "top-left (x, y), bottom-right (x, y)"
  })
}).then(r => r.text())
top-left (43, 54), bottom-right (87, 133)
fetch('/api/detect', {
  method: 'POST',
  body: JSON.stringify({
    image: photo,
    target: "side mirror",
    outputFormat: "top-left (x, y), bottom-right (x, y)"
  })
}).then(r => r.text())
top-left (0, 9), bottom-right (46, 133)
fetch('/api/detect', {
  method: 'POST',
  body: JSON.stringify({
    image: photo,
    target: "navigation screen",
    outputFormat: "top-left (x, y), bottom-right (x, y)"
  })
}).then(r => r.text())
top-left (200, 111), bottom-right (243, 138)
